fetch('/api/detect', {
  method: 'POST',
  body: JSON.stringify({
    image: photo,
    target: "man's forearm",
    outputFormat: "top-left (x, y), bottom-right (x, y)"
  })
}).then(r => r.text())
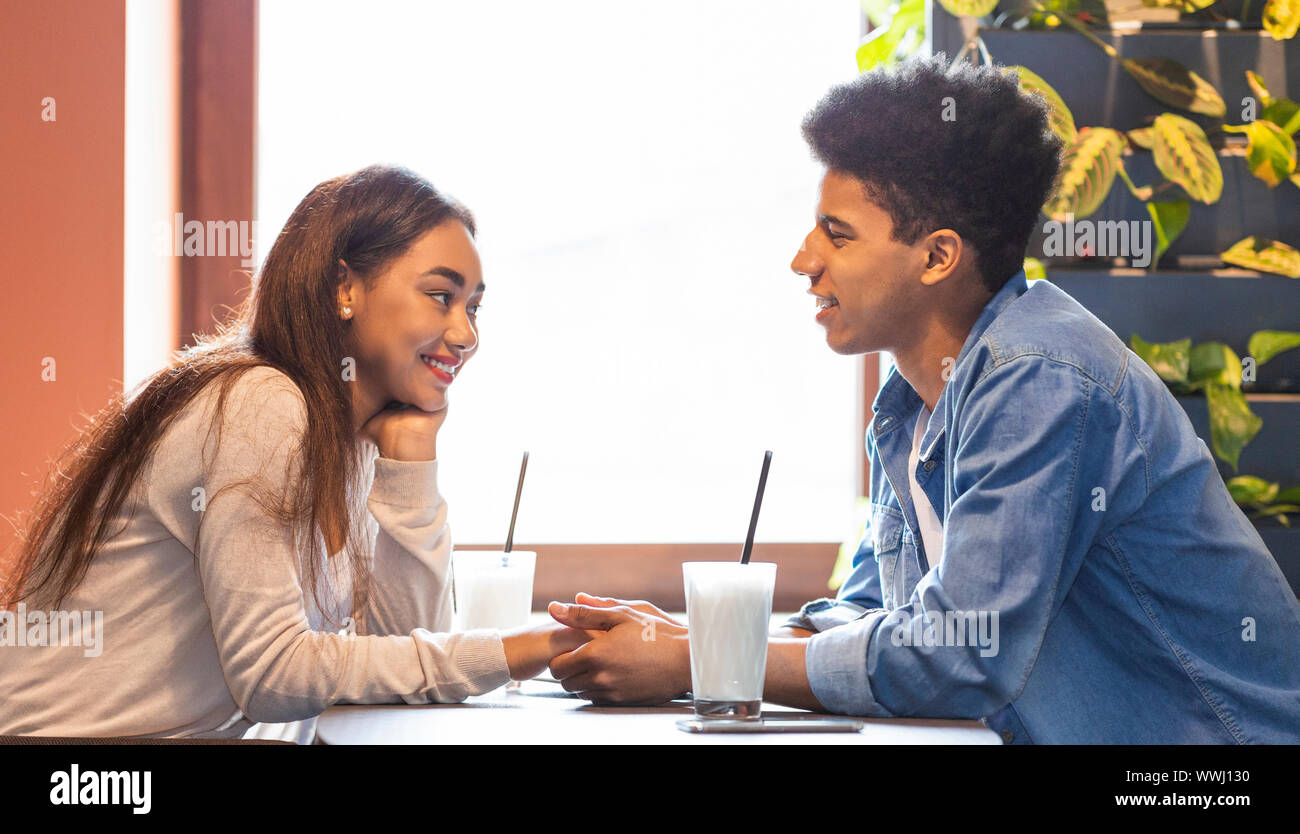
top-left (761, 638), bottom-right (825, 712)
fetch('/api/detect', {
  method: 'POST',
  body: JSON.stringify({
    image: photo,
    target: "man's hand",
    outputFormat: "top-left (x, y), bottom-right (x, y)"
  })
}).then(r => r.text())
top-left (547, 600), bottom-right (691, 705)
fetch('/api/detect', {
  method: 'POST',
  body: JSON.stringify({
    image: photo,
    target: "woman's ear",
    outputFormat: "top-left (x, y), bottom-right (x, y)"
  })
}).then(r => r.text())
top-left (337, 259), bottom-right (357, 317)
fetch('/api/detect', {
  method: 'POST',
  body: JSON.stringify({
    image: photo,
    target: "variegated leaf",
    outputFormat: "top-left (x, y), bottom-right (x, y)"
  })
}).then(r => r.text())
top-left (1122, 57), bottom-right (1226, 118)
top-left (1248, 330), bottom-right (1300, 364)
top-left (1205, 382), bottom-right (1261, 471)
top-left (1151, 113), bottom-right (1223, 204)
top-left (938, 0), bottom-right (999, 16)
top-left (1225, 120), bottom-right (1297, 187)
top-left (1220, 236), bottom-right (1300, 278)
top-left (1128, 127), bottom-right (1155, 149)
top-left (1013, 66), bottom-right (1076, 144)
top-left (1042, 127), bottom-right (1126, 221)
top-left (1246, 71), bottom-right (1274, 107)
top-left (1263, 0), bottom-right (1300, 41)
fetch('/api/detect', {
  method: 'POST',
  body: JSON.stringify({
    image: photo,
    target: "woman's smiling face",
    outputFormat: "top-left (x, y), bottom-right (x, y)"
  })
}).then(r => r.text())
top-left (339, 220), bottom-right (484, 423)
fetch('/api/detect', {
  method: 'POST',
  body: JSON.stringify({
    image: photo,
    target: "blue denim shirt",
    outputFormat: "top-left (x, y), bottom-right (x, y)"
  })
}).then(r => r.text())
top-left (788, 271), bottom-right (1300, 743)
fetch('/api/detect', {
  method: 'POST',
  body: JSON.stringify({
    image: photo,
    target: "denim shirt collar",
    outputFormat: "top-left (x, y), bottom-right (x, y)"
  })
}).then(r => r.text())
top-left (871, 270), bottom-right (1032, 459)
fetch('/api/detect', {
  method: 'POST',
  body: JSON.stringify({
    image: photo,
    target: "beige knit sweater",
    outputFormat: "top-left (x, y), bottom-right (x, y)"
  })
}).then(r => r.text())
top-left (0, 366), bottom-right (512, 740)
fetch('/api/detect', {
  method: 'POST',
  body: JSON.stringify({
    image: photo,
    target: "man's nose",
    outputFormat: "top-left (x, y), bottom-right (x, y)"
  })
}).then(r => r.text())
top-left (790, 232), bottom-right (822, 279)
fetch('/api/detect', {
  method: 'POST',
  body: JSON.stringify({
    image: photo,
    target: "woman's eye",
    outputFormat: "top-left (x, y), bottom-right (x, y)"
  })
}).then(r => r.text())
top-left (426, 291), bottom-right (452, 305)
top-left (467, 303), bottom-right (483, 316)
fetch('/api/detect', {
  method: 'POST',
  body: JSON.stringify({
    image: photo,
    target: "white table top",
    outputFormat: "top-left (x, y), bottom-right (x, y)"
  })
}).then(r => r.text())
top-left (315, 679), bottom-right (1000, 745)
top-left (316, 613), bottom-right (999, 745)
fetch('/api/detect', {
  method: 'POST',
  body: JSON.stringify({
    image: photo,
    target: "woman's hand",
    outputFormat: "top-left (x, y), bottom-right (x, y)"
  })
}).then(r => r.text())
top-left (498, 621), bottom-right (597, 682)
top-left (359, 401), bottom-right (449, 461)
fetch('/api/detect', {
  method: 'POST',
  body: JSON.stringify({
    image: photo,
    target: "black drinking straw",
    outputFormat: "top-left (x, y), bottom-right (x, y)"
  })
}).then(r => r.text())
top-left (504, 451), bottom-right (529, 553)
top-left (740, 450), bottom-right (773, 564)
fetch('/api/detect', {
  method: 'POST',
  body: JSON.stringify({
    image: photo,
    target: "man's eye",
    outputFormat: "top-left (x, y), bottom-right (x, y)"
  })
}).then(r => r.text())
top-left (829, 234), bottom-right (848, 248)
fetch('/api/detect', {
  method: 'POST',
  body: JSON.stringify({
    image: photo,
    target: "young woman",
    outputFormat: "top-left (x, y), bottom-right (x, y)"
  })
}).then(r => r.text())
top-left (0, 165), bottom-right (589, 740)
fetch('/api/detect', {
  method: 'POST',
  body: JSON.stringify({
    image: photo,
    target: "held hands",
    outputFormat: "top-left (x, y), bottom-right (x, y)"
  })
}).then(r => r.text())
top-left (359, 400), bottom-right (449, 461)
top-left (498, 622), bottom-right (597, 682)
top-left (546, 593), bottom-right (692, 705)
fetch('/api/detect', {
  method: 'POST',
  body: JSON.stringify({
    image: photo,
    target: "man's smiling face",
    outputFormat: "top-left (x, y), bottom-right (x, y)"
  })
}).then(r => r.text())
top-left (790, 168), bottom-right (929, 356)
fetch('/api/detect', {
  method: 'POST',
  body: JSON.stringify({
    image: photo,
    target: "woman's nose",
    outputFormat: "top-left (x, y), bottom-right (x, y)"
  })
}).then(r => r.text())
top-left (444, 307), bottom-right (478, 353)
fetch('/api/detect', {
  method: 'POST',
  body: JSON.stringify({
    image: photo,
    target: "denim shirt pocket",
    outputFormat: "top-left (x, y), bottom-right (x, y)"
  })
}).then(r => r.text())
top-left (871, 504), bottom-right (906, 609)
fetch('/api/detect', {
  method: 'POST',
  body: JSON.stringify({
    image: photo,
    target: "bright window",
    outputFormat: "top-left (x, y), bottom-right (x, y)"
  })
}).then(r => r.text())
top-left (258, 0), bottom-right (862, 544)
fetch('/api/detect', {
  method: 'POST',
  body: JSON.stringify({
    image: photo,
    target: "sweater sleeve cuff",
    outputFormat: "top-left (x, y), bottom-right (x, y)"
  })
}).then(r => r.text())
top-left (369, 457), bottom-right (441, 508)
top-left (446, 628), bottom-right (513, 695)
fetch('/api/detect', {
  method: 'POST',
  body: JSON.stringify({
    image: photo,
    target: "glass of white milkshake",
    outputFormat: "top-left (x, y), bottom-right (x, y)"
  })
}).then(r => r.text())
top-left (453, 550), bottom-right (536, 688)
top-left (683, 561), bottom-right (777, 719)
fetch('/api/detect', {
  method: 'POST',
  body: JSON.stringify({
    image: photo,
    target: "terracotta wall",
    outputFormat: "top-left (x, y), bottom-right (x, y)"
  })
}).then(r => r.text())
top-left (0, 0), bottom-right (127, 583)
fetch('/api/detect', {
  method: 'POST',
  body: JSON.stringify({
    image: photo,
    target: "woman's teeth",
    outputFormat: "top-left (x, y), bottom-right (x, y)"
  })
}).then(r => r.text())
top-left (816, 297), bottom-right (839, 310)
top-left (421, 355), bottom-right (456, 375)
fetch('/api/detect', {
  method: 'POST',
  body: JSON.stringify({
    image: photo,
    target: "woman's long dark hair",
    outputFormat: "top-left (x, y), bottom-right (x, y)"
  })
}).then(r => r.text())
top-left (4, 164), bottom-right (475, 626)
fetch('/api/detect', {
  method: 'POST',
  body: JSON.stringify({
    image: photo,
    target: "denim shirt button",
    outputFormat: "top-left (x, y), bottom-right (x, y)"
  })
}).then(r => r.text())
top-left (923, 459), bottom-right (936, 473)
top-left (1001, 730), bottom-right (1015, 744)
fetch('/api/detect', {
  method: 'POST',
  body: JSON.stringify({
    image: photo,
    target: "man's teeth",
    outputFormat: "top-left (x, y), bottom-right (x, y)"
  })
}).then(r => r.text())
top-left (816, 297), bottom-right (839, 309)
top-left (422, 355), bottom-right (456, 375)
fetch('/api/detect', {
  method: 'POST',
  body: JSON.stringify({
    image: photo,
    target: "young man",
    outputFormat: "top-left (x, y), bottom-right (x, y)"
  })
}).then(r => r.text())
top-left (548, 56), bottom-right (1300, 743)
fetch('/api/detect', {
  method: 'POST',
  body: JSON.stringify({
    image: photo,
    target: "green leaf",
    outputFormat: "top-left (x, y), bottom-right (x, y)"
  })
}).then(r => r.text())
top-left (1122, 58), bottom-right (1226, 118)
top-left (1261, 99), bottom-right (1300, 135)
top-left (1263, 0), bottom-right (1300, 40)
top-left (1249, 330), bottom-right (1300, 364)
top-left (1151, 113), bottom-right (1223, 204)
top-left (1127, 127), bottom-right (1155, 149)
top-left (1131, 334), bottom-right (1191, 384)
top-left (1142, 0), bottom-right (1215, 9)
top-left (1189, 342), bottom-right (1242, 389)
top-left (1014, 66), bottom-right (1076, 145)
top-left (938, 0), bottom-right (999, 16)
top-left (1227, 475), bottom-right (1279, 504)
top-left (1023, 256), bottom-right (1047, 282)
top-left (1225, 120), bottom-right (1297, 187)
top-left (1146, 199), bottom-right (1190, 268)
top-left (1253, 504), bottom-right (1300, 520)
top-left (1246, 71), bottom-right (1274, 108)
top-left (856, 2), bottom-right (926, 72)
top-left (1205, 382), bottom-right (1262, 471)
top-left (1277, 486), bottom-right (1300, 504)
top-left (1220, 236), bottom-right (1300, 277)
top-left (1043, 127), bottom-right (1126, 220)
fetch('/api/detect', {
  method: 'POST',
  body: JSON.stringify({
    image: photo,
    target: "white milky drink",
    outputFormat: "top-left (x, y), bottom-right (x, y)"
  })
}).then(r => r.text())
top-left (452, 551), bottom-right (535, 632)
top-left (683, 561), bottom-right (777, 719)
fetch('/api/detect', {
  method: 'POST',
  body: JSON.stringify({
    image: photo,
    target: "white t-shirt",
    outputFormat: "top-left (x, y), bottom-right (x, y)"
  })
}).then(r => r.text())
top-left (908, 404), bottom-right (945, 571)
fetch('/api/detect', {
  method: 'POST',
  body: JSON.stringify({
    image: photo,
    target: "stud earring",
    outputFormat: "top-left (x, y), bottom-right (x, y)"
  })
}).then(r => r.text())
top-left (342, 306), bottom-right (352, 318)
